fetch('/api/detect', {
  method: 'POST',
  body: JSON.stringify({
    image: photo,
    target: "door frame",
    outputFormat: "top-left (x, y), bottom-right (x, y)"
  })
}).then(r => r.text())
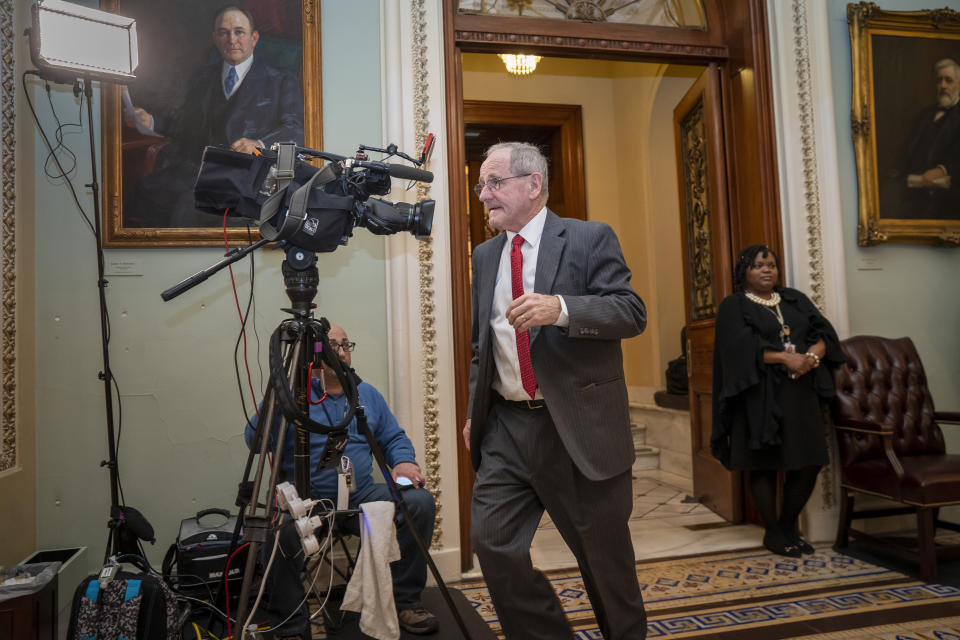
top-left (442, 0), bottom-right (783, 571)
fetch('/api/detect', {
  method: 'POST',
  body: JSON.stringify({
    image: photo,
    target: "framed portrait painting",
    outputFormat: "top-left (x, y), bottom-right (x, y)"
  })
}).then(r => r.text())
top-left (100, 0), bottom-right (322, 247)
top-left (848, 3), bottom-right (960, 246)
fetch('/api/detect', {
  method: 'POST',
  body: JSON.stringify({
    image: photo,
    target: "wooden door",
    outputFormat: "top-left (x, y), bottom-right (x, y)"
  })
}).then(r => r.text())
top-left (674, 65), bottom-right (740, 521)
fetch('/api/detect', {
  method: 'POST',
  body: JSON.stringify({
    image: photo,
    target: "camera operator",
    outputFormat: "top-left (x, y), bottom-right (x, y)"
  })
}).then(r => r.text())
top-left (243, 323), bottom-right (439, 637)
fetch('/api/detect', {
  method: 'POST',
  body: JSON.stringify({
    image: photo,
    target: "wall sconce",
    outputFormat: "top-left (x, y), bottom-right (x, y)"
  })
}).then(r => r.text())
top-left (498, 54), bottom-right (542, 76)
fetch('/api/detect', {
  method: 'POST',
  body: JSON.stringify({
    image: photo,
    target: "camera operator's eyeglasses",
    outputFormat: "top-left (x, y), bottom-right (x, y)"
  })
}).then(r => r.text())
top-left (472, 173), bottom-right (532, 197)
top-left (329, 340), bottom-right (356, 353)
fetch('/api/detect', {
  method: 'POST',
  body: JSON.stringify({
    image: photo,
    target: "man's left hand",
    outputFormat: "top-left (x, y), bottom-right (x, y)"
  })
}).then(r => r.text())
top-left (231, 137), bottom-right (261, 154)
top-left (392, 462), bottom-right (425, 488)
top-left (507, 293), bottom-right (561, 333)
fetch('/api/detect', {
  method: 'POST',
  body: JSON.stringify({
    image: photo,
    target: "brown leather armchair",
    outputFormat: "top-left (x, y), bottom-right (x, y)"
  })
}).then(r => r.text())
top-left (833, 335), bottom-right (960, 582)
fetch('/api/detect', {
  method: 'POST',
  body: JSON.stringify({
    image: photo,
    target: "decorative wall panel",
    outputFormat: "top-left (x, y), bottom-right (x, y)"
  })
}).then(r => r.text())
top-left (0, 0), bottom-right (16, 473)
top-left (678, 97), bottom-right (715, 321)
top-left (456, 0), bottom-right (706, 27)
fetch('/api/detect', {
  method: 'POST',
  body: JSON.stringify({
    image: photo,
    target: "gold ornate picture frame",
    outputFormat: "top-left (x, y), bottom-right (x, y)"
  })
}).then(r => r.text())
top-left (848, 2), bottom-right (960, 246)
top-left (100, 0), bottom-right (321, 248)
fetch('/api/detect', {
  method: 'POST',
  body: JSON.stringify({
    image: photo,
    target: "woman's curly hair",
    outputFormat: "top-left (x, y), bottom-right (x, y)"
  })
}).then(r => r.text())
top-left (733, 244), bottom-right (781, 292)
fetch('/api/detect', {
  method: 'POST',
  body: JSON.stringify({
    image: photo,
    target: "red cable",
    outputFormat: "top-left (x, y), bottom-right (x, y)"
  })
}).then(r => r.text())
top-left (308, 362), bottom-right (327, 405)
top-left (223, 541), bottom-right (251, 639)
top-left (224, 211), bottom-right (260, 418)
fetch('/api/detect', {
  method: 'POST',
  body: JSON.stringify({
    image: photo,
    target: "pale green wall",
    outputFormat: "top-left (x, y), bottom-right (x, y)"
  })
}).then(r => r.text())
top-left (826, 0), bottom-right (960, 448)
top-left (29, 0), bottom-right (389, 572)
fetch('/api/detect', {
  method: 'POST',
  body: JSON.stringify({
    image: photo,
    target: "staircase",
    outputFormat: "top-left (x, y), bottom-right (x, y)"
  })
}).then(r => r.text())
top-left (629, 402), bottom-right (692, 484)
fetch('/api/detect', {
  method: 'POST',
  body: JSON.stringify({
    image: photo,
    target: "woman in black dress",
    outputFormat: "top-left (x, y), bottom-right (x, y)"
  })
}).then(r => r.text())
top-left (711, 245), bottom-right (844, 557)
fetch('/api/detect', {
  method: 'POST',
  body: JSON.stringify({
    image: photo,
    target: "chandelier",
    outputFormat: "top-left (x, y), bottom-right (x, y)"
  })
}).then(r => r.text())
top-left (498, 54), bottom-right (542, 76)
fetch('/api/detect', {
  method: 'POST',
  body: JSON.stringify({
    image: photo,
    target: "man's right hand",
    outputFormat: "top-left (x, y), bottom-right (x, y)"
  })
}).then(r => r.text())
top-left (125, 107), bottom-right (153, 131)
top-left (462, 419), bottom-right (471, 451)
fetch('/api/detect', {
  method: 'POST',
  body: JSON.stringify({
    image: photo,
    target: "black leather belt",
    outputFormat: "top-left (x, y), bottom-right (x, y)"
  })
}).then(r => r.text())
top-left (495, 393), bottom-right (546, 410)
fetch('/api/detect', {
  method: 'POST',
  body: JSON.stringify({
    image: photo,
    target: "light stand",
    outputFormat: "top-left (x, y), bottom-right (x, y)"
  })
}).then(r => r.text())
top-left (26, 0), bottom-right (151, 562)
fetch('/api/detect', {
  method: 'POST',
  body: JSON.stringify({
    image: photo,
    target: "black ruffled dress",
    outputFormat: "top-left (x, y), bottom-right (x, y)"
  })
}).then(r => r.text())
top-left (710, 287), bottom-right (845, 471)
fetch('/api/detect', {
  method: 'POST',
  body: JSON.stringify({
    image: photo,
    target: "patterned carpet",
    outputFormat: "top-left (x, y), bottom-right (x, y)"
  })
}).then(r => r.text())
top-left (454, 546), bottom-right (960, 639)
top-left (788, 616), bottom-right (960, 639)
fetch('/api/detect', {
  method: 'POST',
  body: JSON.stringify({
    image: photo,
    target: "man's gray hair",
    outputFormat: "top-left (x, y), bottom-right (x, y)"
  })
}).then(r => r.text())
top-left (935, 58), bottom-right (960, 76)
top-left (484, 141), bottom-right (549, 197)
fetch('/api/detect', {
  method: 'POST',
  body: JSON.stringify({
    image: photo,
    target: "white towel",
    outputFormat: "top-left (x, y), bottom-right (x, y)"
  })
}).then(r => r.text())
top-left (341, 501), bottom-right (401, 640)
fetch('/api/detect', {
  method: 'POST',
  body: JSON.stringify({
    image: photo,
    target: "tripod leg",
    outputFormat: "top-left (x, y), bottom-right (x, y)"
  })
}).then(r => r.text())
top-left (234, 334), bottom-right (304, 638)
top-left (355, 406), bottom-right (475, 639)
top-left (205, 382), bottom-right (277, 630)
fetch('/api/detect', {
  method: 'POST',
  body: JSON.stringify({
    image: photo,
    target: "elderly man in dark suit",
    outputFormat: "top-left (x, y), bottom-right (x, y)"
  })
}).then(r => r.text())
top-left (892, 57), bottom-right (960, 220)
top-left (128, 5), bottom-right (303, 227)
top-left (463, 141), bottom-right (648, 639)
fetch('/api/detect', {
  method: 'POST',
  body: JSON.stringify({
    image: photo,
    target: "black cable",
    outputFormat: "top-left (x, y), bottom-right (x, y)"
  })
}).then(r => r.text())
top-left (43, 82), bottom-right (83, 179)
top-left (111, 374), bottom-right (125, 504)
top-left (45, 80), bottom-right (82, 179)
top-left (233, 229), bottom-right (259, 424)
top-left (169, 572), bottom-right (217, 604)
top-left (247, 225), bottom-right (265, 392)
top-left (21, 71), bottom-right (95, 235)
top-left (177, 593), bottom-right (232, 624)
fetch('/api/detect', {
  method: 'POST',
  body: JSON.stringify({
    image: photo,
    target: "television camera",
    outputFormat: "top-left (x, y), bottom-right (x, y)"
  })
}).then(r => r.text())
top-left (161, 136), bottom-right (436, 302)
top-left (193, 136), bottom-right (436, 253)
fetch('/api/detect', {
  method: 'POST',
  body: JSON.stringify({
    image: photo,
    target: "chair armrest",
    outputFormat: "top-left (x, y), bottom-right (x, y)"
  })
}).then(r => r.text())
top-left (835, 419), bottom-right (903, 489)
top-left (935, 411), bottom-right (960, 424)
top-left (835, 418), bottom-right (892, 434)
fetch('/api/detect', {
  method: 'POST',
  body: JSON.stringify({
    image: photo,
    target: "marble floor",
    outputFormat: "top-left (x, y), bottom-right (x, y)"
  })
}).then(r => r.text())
top-left (464, 468), bottom-right (764, 577)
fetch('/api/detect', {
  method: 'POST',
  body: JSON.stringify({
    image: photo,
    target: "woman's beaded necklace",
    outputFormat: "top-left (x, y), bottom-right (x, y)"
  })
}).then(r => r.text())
top-left (744, 290), bottom-right (780, 307)
top-left (744, 290), bottom-right (795, 352)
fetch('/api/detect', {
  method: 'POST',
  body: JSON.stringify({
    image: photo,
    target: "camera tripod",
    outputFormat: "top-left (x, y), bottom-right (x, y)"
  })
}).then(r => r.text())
top-left (222, 246), bottom-right (473, 639)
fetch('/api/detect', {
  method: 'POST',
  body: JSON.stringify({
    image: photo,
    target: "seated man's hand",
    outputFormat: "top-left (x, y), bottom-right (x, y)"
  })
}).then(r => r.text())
top-left (231, 137), bottom-right (261, 154)
top-left (392, 462), bottom-right (425, 488)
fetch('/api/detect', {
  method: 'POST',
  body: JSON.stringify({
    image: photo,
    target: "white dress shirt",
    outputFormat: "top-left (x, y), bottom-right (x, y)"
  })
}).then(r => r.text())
top-left (490, 207), bottom-right (569, 401)
top-left (222, 55), bottom-right (255, 100)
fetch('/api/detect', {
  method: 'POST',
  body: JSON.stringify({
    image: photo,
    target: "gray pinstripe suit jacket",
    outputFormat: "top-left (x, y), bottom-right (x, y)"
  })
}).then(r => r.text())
top-left (467, 210), bottom-right (647, 481)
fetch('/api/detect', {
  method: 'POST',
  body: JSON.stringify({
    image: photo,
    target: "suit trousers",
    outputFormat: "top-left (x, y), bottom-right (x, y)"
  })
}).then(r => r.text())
top-left (470, 402), bottom-right (647, 639)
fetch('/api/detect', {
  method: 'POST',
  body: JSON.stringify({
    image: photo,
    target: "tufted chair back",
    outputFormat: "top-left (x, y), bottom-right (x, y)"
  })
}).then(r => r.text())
top-left (833, 335), bottom-right (945, 468)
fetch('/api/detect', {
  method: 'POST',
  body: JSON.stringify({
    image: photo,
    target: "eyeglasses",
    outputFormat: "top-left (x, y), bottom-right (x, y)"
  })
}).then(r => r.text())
top-left (329, 340), bottom-right (356, 353)
top-left (472, 173), bottom-right (532, 197)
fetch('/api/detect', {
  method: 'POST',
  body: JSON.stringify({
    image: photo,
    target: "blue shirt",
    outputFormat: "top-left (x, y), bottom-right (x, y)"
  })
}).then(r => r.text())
top-left (243, 380), bottom-right (418, 499)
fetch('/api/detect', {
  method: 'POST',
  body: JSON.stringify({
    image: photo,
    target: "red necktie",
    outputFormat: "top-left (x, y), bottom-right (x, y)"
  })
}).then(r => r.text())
top-left (511, 234), bottom-right (537, 399)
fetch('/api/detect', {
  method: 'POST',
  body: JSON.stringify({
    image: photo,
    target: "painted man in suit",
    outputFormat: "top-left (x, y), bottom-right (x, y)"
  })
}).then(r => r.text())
top-left (127, 5), bottom-right (303, 227)
top-left (463, 142), bottom-right (648, 639)
top-left (891, 57), bottom-right (960, 219)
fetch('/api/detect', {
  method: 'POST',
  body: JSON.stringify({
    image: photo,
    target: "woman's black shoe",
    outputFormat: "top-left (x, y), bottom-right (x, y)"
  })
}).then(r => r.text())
top-left (788, 534), bottom-right (815, 554)
top-left (782, 526), bottom-right (815, 554)
top-left (763, 528), bottom-right (802, 558)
